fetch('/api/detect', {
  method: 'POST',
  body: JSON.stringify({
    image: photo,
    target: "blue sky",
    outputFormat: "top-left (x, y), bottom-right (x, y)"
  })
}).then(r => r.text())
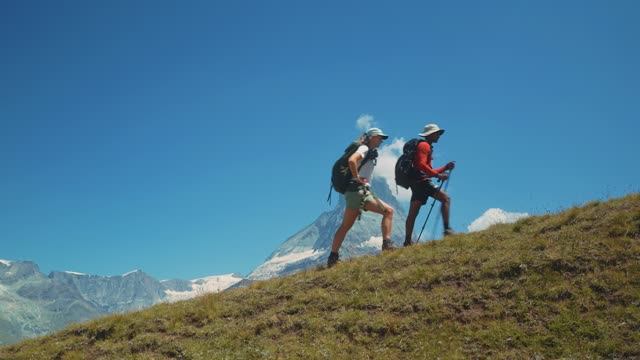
top-left (1, 1), bottom-right (638, 280)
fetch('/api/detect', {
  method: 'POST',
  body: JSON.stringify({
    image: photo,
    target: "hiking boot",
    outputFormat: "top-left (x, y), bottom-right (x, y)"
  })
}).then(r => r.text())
top-left (403, 239), bottom-right (414, 247)
top-left (381, 239), bottom-right (396, 251)
top-left (327, 252), bottom-right (340, 268)
top-left (443, 228), bottom-right (457, 237)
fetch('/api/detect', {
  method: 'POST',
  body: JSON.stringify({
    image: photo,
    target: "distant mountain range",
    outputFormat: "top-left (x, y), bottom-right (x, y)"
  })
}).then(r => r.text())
top-left (1, 176), bottom-right (408, 345)
top-left (0, 260), bottom-right (242, 345)
top-left (4, 194), bottom-right (637, 359)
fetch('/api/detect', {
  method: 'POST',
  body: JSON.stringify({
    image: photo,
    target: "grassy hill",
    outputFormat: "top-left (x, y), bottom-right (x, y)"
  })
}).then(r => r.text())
top-left (2, 194), bottom-right (639, 359)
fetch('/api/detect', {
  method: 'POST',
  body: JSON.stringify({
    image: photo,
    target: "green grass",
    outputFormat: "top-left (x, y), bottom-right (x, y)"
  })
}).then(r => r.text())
top-left (2, 194), bottom-right (639, 359)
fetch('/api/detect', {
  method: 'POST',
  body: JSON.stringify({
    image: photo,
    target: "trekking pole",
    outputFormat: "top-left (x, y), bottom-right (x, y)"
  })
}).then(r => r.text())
top-left (416, 169), bottom-right (451, 243)
top-left (431, 170), bottom-right (453, 239)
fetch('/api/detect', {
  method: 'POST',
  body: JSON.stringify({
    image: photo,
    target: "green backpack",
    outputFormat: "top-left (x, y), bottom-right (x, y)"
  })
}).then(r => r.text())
top-left (327, 139), bottom-right (378, 202)
top-left (331, 141), bottom-right (363, 194)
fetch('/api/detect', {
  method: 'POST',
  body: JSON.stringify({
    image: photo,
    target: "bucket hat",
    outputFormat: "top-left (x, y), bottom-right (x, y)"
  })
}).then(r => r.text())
top-left (366, 127), bottom-right (389, 139)
top-left (418, 123), bottom-right (445, 137)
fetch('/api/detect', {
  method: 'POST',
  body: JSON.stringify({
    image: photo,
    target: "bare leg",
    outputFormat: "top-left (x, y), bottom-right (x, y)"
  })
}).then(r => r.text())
top-left (433, 190), bottom-right (451, 230)
top-left (331, 208), bottom-right (360, 253)
top-left (364, 199), bottom-right (394, 240)
top-left (405, 200), bottom-right (422, 243)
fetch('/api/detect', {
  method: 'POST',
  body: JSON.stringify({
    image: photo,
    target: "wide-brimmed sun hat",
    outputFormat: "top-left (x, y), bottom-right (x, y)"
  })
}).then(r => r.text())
top-left (366, 127), bottom-right (389, 139)
top-left (418, 123), bottom-right (445, 137)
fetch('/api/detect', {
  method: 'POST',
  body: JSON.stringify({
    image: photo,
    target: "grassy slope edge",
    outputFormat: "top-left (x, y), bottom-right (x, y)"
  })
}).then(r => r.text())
top-left (1, 194), bottom-right (639, 359)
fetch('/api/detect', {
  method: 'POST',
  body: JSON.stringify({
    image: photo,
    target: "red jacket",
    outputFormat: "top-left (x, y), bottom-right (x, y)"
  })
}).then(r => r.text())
top-left (413, 141), bottom-right (446, 180)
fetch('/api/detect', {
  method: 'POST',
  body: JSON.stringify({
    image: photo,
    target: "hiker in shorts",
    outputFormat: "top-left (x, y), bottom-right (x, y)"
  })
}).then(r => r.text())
top-left (404, 123), bottom-right (456, 246)
top-left (327, 127), bottom-right (396, 267)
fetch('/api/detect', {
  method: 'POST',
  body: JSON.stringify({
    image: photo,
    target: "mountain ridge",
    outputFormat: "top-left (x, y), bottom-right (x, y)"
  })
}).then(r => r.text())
top-left (0, 262), bottom-right (242, 345)
top-left (0, 176), bottom-right (408, 344)
top-left (3, 193), bottom-right (638, 359)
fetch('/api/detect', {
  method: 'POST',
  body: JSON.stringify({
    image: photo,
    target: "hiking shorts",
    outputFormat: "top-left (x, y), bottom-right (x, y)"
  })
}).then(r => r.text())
top-left (345, 183), bottom-right (377, 210)
top-left (410, 179), bottom-right (440, 205)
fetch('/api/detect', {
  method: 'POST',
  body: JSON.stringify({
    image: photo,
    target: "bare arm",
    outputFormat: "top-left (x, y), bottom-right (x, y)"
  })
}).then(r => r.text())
top-left (348, 151), bottom-right (364, 183)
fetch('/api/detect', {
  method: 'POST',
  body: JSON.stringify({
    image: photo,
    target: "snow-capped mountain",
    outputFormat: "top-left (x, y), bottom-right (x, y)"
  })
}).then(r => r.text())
top-left (0, 168), bottom-right (421, 343)
top-left (249, 176), bottom-right (408, 280)
top-left (0, 260), bottom-right (243, 345)
top-left (162, 274), bottom-right (243, 303)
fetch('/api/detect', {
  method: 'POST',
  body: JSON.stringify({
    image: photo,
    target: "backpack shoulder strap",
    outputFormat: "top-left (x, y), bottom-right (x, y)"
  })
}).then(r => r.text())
top-left (413, 139), bottom-right (427, 155)
top-left (358, 146), bottom-right (378, 170)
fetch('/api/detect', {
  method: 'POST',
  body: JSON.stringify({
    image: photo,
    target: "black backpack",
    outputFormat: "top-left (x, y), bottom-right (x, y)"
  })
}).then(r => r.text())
top-left (328, 141), bottom-right (378, 198)
top-left (394, 138), bottom-right (425, 189)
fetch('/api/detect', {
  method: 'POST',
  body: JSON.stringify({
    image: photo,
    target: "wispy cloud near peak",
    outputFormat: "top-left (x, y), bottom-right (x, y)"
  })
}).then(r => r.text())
top-left (374, 138), bottom-right (411, 202)
top-left (356, 114), bottom-right (375, 131)
top-left (468, 208), bottom-right (529, 232)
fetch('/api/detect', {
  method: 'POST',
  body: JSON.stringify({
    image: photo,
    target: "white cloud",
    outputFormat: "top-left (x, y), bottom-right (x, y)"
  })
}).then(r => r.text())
top-left (356, 114), bottom-right (375, 131)
top-left (358, 236), bottom-right (383, 249)
top-left (467, 208), bottom-right (529, 232)
top-left (373, 138), bottom-right (412, 202)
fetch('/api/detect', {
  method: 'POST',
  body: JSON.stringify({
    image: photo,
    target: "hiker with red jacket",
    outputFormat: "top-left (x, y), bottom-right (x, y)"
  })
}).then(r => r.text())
top-left (404, 123), bottom-right (456, 246)
top-left (328, 128), bottom-right (396, 268)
